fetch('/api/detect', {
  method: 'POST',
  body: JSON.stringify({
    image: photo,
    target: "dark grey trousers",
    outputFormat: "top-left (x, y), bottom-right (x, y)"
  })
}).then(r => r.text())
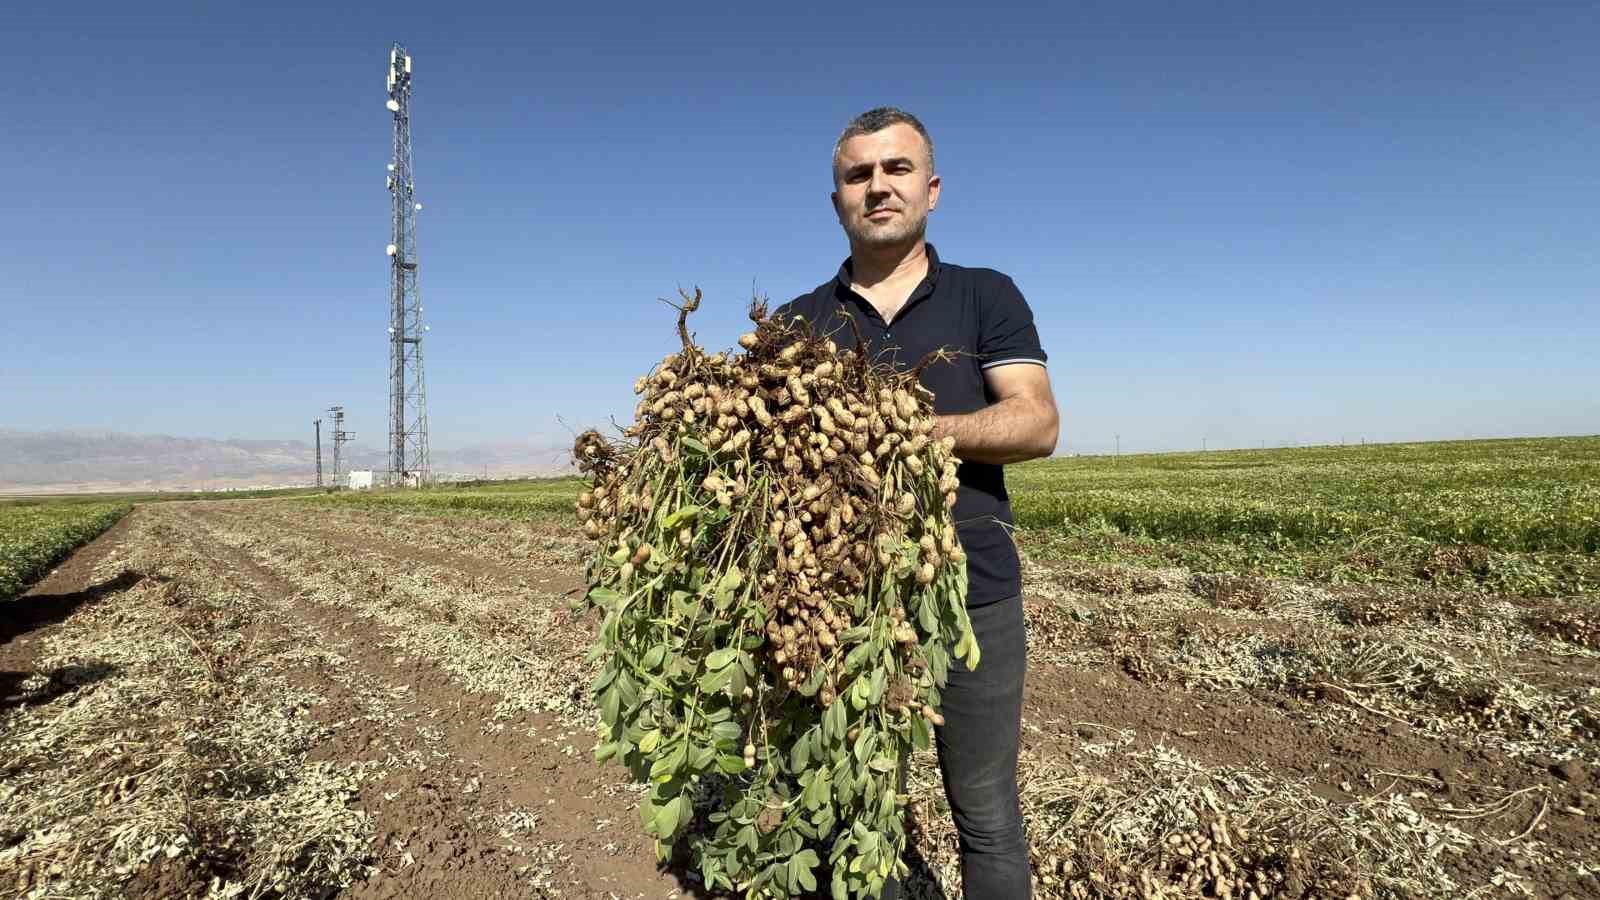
top-left (883, 593), bottom-right (1031, 899)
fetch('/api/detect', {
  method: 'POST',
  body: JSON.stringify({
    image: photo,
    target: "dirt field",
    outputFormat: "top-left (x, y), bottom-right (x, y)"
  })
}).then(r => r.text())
top-left (3, 498), bottom-right (1597, 898)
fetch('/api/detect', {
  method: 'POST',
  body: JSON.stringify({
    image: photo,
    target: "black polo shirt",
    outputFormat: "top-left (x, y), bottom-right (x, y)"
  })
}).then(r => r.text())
top-left (776, 243), bottom-right (1048, 608)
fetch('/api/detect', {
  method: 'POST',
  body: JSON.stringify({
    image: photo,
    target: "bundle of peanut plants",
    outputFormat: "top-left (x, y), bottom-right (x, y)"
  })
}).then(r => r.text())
top-left (574, 292), bottom-right (978, 899)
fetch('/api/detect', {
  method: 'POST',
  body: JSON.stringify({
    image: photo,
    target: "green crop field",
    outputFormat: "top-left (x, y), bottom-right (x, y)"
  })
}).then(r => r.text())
top-left (307, 475), bottom-right (583, 520)
top-left (0, 486), bottom-right (321, 507)
top-left (303, 436), bottom-right (1599, 595)
top-left (0, 501), bottom-right (132, 600)
top-left (1007, 436), bottom-right (1600, 595)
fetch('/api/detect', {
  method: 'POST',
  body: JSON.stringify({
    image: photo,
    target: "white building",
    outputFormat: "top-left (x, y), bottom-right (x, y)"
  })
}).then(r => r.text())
top-left (348, 470), bottom-right (376, 490)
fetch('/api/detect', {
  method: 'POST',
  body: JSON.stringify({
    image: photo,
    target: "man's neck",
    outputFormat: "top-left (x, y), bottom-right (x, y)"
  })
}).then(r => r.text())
top-left (848, 238), bottom-right (929, 289)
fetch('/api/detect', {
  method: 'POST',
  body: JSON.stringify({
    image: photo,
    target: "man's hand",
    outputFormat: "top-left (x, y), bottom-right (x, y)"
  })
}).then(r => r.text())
top-left (934, 364), bottom-right (1059, 465)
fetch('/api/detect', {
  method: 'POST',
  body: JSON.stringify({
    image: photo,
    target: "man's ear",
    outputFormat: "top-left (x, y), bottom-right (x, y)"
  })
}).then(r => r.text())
top-left (831, 190), bottom-right (843, 221)
top-left (927, 174), bottom-right (941, 213)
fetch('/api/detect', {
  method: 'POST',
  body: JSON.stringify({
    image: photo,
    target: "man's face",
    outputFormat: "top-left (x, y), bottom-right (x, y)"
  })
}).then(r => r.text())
top-left (832, 123), bottom-right (940, 249)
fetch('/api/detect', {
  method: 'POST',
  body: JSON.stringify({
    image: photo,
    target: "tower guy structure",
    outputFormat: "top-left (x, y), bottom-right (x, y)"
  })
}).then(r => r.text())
top-left (385, 43), bottom-right (431, 486)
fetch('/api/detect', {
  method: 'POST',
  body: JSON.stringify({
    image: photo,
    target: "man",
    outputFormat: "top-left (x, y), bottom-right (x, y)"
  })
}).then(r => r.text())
top-left (777, 107), bottom-right (1058, 899)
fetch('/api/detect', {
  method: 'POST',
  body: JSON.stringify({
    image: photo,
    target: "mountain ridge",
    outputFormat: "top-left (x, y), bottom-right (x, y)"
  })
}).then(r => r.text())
top-left (0, 428), bottom-right (574, 493)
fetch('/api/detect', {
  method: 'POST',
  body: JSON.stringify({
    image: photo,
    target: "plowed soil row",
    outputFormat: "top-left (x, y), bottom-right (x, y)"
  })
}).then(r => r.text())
top-left (172, 503), bottom-right (696, 900)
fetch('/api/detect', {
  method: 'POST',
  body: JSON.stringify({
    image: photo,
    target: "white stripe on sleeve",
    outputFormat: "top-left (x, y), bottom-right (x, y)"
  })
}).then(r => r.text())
top-left (979, 358), bottom-right (1047, 370)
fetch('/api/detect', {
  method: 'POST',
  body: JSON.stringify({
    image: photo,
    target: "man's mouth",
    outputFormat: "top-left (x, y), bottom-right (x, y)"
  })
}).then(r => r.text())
top-left (866, 208), bottom-right (897, 219)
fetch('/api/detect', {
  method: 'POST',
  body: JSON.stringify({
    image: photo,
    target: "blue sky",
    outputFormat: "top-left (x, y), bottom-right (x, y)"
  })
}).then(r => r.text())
top-left (4, 1), bottom-right (1595, 454)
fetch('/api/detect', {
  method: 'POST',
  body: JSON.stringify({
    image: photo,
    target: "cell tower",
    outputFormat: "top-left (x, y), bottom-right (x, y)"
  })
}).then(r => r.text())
top-left (313, 418), bottom-right (324, 488)
top-left (385, 43), bottom-right (430, 486)
top-left (328, 406), bottom-right (354, 485)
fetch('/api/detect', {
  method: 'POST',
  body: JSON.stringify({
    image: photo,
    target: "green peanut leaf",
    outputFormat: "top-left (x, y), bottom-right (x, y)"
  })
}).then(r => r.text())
top-left (713, 569), bottom-right (743, 609)
top-left (910, 715), bottom-right (931, 751)
top-left (600, 685), bottom-right (620, 726)
top-left (867, 668), bottom-right (886, 705)
top-left (697, 666), bottom-right (731, 694)
top-left (642, 644), bottom-right (666, 669)
top-left (799, 664), bottom-right (827, 697)
top-left (849, 676), bottom-right (868, 710)
top-left (654, 793), bottom-right (686, 837)
top-left (954, 626), bottom-right (981, 668)
top-left (591, 661), bottom-right (618, 695)
top-left (791, 729), bottom-right (811, 771)
top-left (790, 849), bottom-right (818, 892)
top-left (650, 742), bottom-right (686, 781)
top-left (662, 505), bottom-right (704, 530)
top-left (917, 593), bottom-right (939, 634)
top-left (844, 642), bottom-right (872, 674)
top-left (688, 743), bottom-right (716, 771)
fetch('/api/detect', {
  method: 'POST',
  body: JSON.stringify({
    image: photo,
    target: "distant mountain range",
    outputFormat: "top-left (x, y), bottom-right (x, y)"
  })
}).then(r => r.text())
top-left (0, 428), bottom-right (575, 493)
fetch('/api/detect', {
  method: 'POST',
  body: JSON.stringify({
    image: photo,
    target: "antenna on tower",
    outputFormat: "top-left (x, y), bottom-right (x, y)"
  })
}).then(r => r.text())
top-left (328, 406), bottom-right (354, 487)
top-left (314, 418), bottom-right (324, 488)
top-left (386, 42), bottom-right (431, 487)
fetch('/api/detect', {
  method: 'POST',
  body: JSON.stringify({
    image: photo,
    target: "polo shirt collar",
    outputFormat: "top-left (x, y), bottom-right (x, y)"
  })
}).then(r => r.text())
top-left (833, 243), bottom-right (944, 311)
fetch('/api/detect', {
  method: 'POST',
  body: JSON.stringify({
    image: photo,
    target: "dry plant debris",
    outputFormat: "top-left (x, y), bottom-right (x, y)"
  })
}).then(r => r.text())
top-left (0, 514), bottom-right (371, 899)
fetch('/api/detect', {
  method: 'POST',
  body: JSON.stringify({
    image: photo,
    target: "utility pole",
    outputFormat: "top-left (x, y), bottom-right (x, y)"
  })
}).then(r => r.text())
top-left (1115, 434), bottom-right (1120, 458)
top-left (385, 43), bottom-right (431, 487)
top-left (313, 418), bottom-right (324, 488)
top-left (1202, 437), bottom-right (1207, 453)
top-left (328, 406), bottom-right (354, 486)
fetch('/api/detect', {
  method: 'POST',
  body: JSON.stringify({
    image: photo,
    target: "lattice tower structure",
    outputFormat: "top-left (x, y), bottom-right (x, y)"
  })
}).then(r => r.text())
top-left (385, 43), bottom-right (430, 486)
top-left (314, 418), bottom-right (324, 488)
top-left (328, 406), bottom-right (354, 484)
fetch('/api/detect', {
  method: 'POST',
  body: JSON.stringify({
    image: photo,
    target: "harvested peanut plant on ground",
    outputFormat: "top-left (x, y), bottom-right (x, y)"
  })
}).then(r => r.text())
top-left (574, 292), bottom-right (979, 899)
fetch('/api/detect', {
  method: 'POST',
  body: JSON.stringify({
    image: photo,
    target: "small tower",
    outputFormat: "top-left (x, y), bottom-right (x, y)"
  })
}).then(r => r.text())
top-left (328, 406), bottom-right (354, 485)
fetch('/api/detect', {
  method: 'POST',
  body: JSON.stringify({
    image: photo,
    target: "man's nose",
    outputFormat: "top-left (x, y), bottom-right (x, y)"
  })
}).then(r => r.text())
top-left (868, 167), bottom-right (890, 197)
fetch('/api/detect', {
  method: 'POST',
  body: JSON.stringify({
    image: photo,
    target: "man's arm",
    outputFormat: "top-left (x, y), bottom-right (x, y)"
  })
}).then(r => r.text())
top-left (934, 363), bottom-right (1059, 465)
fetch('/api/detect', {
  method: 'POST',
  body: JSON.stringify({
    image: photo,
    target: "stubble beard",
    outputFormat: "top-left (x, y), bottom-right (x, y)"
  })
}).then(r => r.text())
top-left (844, 207), bottom-right (928, 249)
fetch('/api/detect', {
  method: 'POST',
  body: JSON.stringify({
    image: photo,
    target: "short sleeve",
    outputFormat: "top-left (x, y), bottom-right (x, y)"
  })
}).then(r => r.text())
top-left (977, 275), bottom-right (1048, 370)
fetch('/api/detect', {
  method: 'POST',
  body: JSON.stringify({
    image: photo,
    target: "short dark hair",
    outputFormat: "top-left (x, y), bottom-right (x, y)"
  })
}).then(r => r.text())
top-left (832, 106), bottom-right (935, 178)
